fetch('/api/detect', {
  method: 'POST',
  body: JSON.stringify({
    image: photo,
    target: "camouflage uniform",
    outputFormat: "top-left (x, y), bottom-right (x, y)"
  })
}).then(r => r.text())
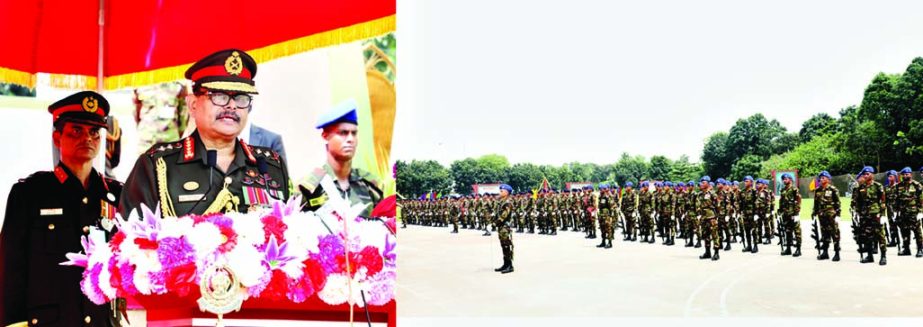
top-left (496, 196), bottom-right (515, 273)
top-left (597, 190), bottom-right (613, 248)
top-left (638, 188), bottom-right (655, 243)
top-left (894, 178), bottom-right (923, 256)
top-left (655, 187), bottom-right (675, 245)
top-left (778, 183), bottom-right (802, 256)
top-left (621, 188), bottom-right (638, 241)
top-left (696, 186), bottom-right (721, 260)
top-left (715, 188), bottom-right (732, 250)
top-left (886, 181), bottom-right (901, 246)
top-left (583, 191), bottom-right (598, 239)
top-left (755, 186), bottom-right (774, 244)
top-left (852, 180), bottom-right (887, 264)
top-left (685, 187), bottom-right (699, 247)
top-left (739, 184), bottom-right (759, 252)
top-left (133, 82), bottom-right (189, 155)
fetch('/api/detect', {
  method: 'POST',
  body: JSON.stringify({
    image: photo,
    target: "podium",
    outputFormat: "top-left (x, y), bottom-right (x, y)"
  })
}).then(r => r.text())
top-left (143, 295), bottom-right (395, 327)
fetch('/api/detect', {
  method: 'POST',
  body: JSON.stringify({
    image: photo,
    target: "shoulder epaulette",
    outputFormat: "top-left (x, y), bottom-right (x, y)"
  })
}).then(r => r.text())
top-left (146, 140), bottom-right (184, 157)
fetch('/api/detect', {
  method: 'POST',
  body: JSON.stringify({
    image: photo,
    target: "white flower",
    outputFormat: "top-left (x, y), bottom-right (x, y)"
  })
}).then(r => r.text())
top-left (158, 216), bottom-right (193, 239)
top-left (318, 273), bottom-right (368, 307)
top-left (226, 243), bottom-right (267, 287)
top-left (188, 222), bottom-right (223, 258)
top-left (282, 211), bottom-right (324, 256)
top-left (231, 212), bottom-right (264, 246)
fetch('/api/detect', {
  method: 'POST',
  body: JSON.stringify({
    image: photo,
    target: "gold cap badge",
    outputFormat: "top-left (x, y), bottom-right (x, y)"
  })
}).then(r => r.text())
top-left (224, 51), bottom-right (243, 76)
top-left (82, 96), bottom-right (99, 113)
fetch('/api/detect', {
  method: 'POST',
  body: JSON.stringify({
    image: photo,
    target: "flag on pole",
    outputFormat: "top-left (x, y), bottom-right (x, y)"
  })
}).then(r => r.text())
top-left (809, 179), bottom-right (816, 191)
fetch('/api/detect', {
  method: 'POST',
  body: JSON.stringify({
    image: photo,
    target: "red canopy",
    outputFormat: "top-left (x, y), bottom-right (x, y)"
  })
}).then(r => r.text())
top-left (0, 0), bottom-right (395, 90)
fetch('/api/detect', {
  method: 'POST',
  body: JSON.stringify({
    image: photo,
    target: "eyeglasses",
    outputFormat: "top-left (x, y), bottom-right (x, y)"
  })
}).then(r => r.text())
top-left (203, 91), bottom-right (252, 109)
top-left (64, 126), bottom-right (101, 139)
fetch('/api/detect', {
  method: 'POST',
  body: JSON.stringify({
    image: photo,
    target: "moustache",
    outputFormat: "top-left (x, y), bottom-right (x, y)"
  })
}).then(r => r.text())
top-left (216, 111), bottom-right (241, 122)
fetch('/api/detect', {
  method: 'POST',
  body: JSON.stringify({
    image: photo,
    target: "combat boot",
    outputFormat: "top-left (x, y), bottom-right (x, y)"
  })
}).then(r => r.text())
top-left (482, 230), bottom-right (491, 237)
top-left (793, 245), bottom-right (802, 257)
top-left (528, 226), bottom-right (535, 234)
top-left (916, 247), bottom-right (923, 258)
top-left (500, 262), bottom-right (514, 274)
top-left (451, 228), bottom-right (458, 234)
top-left (694, 239), bottom-right (702, 248)
top-left (751, 243), bottom-right (759, 253)
top-left (699, 247), bottom-right (712, 260)
top-left (606, 239), bottom-right (613, 248)
top-left (899, 243), bottom-right (911, 256)
top-left (712, 249), bottom-right (720, 261)
top-left (817, 248), bottom-right (829, 260)
top-left (782, 245), bottom-right (792, 256)
top-left (550, 228), bottom-right (557, 236)
top-left (860, 252), bottom-right (873, 264)
top-left (494, 258), bottom-right (509, 272)
top-left (879, 252), bottom-right (887, 266)
top-left (831, 248), bottom-right (840, 261)
top-left (597, 239), bottom-right (606, 248)
top-left (742, 244), bottom-right (751, 253)
top-left (685, 237), bottom-right (693, 247)
top-left (724, 240), bottom-right (731, 251)
top-left (647, 234), bottom-right (655, 243)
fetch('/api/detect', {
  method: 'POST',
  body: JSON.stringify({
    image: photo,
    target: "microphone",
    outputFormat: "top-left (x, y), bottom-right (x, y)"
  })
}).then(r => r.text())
top-left (185, 150), bottom-right (217, 216)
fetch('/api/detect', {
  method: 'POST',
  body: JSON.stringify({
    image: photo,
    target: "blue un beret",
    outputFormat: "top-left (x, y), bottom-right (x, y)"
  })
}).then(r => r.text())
top-left (781, 173), bottom-right (793, 181)
top-left (317, 99), bottom-right (359, 129)
top-left (499, 184), bottom-right (513, 193)
top-left (744, 176), bottom-right (753, 182)
top-left (665, 181), bottom-right (673, 187)
top-left (818, 171), bottom-right (832, 179)
top-left (700, 176), bottom-right (711, 182)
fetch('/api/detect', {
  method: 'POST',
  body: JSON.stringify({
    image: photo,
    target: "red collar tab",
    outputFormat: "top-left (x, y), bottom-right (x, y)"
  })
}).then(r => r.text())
top-left (54, 166), bottom-right (68, 184)
top-left (240, 139), bottom-right (257, 163)
top-left (183, 137), bottom-right (195, 161)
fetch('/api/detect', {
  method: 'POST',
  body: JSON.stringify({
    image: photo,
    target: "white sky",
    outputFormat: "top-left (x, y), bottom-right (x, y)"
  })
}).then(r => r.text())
top-left (392, 0), bottom-right (923, 167)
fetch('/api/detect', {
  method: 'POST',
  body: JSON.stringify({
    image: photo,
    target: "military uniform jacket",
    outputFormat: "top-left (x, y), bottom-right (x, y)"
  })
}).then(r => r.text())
top-left (778, 185), bottom-right (801, 217)
top-left (894, 180), bottom-right (923, 215)
top-left (813, 185), bottom-right (840, 217)
top-left (1, 164), bottom-right (122, 327)
top-left (655, 190), bottom-right (674, 215)
top-left (621, 189), bottom-right (637, 213)
top-left (696, 189), bottom-right (718, 219)
top-left (739, 187), bottom-right (757, 214)
top-left (120, 131), bottom-right (289, 218)
top-left (298, 162), bottom-right (383, 218)
top-left (638, 190), bottom-right (654, 214)
top-left (854, 181), bottom-right (886, 217)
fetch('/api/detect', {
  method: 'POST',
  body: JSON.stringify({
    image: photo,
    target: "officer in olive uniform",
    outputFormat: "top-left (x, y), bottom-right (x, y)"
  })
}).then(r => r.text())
top-left (812, 171), bottom-right (841, 261)
top-left (778, 173), bottom-right (802, 257)
top-left (298, 99), bottom-right (383, 218)
top-left (894, 167), bottom-right (923, 257)
top-left (2, 91), bottom-right (122, 327)
top-left (121, 49), bottom-right (290, 218)
top-left (494, 184), bottom-right (515, 274)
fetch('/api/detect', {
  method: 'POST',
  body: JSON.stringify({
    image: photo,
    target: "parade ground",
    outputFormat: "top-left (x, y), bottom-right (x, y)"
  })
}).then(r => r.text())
top-left (398, 222), bottom-right (923, 318)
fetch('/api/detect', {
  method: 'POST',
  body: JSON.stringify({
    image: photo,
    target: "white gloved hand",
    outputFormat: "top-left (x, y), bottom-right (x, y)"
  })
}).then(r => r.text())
top-left (917, 213), bottom-right (922, 220)
top-left (880, 216), bottom-right (887, 225)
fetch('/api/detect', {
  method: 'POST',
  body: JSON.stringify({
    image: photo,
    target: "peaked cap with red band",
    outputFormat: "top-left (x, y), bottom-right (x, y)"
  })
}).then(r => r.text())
top-left (185, 49), bottom-right (259, 94)
top-left (47, 90), bottom-right (110, 129)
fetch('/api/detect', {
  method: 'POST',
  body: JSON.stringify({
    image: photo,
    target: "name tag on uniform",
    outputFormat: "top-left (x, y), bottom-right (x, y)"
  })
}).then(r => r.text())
top-left (40, 208), bottom-right (63, 216)
top-left (309, 194), bottom-right (329, 207)
top-left (178, 194), bottom-right (206, 202)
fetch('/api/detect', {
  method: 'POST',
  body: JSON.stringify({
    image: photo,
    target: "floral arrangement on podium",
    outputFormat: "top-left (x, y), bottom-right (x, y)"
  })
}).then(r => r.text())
top-left (62, 179), bottom-right (397, 322)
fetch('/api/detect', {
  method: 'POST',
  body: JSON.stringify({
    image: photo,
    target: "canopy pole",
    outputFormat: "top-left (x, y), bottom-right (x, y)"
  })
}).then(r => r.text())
top-left (96, 0), bottom-right (107, 172)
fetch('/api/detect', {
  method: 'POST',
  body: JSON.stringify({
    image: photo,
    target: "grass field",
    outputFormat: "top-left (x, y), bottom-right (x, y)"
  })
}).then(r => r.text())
top-left (785, 197), bottom-right (852, 221)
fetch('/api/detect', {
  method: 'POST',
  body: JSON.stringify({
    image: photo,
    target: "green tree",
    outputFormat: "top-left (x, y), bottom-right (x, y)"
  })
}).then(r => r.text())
top-left (669, 155), bottom-right (704, 182)
top-left (506, 163), bottom-right (544, 193)
top-left (729, 154), bottom-right (763, 180)
top-left (396, 160), bottom-right (452, 197)
top-left (799, 112), bottom-right (838, 142)
top-left (648, 155), bottom-right (672, 181)
top-left (613, 152), bottom-right (649, 185)
top-left (701, 132), bottom-right (732, 178)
